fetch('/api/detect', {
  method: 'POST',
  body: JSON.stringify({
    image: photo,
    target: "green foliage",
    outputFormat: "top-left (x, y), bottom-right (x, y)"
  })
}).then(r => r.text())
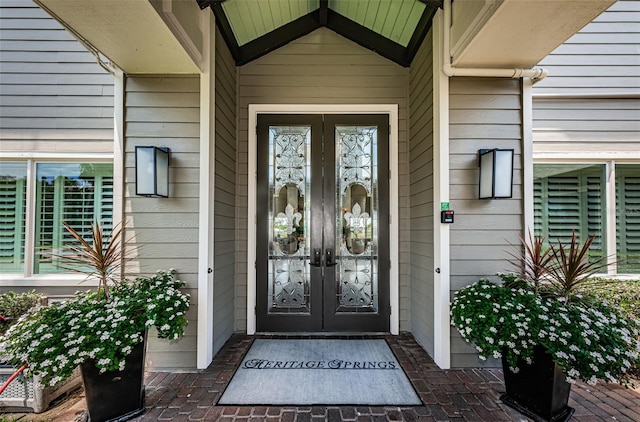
top-left (546, 231), bottom-right (610, 300)
top-left (0, 291), bottom-right (42, 335)
top-left (579, 278), bottom-right (640, 319)
top-left (0, 270), bottom-right (189, 387)
top-left (56, 220), bottom-right (135, 300)
top-left (451, 232), bottom-right (640, 387)
top-left (507, 232), bottom-right (555, 295)
top-left (0, 221), bottom-right (189, 387)
top-left (451, 276), bottom-right (640, 387)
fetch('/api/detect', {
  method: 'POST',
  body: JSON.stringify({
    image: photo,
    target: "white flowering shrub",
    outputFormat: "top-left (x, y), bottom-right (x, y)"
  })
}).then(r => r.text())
top-left (451, 275), bottom-right (640, 387)
top-left (0, 269), bottom-right (189, 387)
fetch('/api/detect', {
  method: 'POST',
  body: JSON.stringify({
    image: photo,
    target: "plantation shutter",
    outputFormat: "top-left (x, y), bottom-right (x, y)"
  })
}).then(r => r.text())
top-left (616, 169), bottom-right (640, 273)
top-left (533, 166), bottom-right (605, 258)
top-left (586, 175), bottom-right (605, 260)
top-left (34, 164), bottom-right (114, 274)
top-left (0, 170), bottom-right (26, 272)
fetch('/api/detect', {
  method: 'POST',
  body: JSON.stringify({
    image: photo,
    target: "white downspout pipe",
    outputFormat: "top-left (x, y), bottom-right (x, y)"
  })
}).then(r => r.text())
top-left (442, 0), bottom-right (548, 83)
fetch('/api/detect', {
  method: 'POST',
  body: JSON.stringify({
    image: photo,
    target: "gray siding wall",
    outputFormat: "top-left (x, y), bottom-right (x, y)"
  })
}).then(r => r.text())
top-left (449, 78), bottom-right (524, 367)
top-left (236, 28), bottom-right (410, 331)
top-left (213, 27), bottom-right (237, 355)
top-left (533, 0), bottom-right (640, 96)
top-left (532, 0), bottom-right (640, 154)
top-left (532, 98), bottom-right (640, 154)
top-left (0, 0), bottom-right (114, 153)
top-left (408, 30), bottom-right (435, 355)
top-left (124, 76), bottom-right (200, 369)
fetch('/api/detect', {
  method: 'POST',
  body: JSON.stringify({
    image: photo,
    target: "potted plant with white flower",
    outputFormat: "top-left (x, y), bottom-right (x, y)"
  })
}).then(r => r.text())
top-left (0, 221), bottom-right (190, 422)
top-left (451, 231), bottom-right (640, 422)
top-left (0, 290), bottom-right (80, 414)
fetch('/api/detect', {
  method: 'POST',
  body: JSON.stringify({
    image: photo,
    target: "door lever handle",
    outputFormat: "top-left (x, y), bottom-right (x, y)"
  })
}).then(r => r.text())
top-left (312, 248), bottom-right (322, 267)
top-left (325, 248), bottom-right (337, 267)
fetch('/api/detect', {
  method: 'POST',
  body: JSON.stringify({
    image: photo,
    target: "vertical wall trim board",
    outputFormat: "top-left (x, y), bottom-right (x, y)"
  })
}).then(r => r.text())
top-left (522, 78), bottom-right (534, 236)
top-left (24, 160), bottom-right (36, 278)
top-left (433, 9), bottom-right (451, 369)
top-left (113, 70), bottom-right (125, 278)
top-left (197, 12), bottom-right (215, 369)
top-left (605, 161), bottom-right (617, 274)
top-left (246, 105), bottom-right (258, 335)
top-left (389, 104), bottom-right (400, 335)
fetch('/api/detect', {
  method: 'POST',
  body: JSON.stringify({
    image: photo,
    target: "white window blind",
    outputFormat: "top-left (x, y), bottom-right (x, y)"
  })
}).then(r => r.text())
top-left (0, 163), bottom-right (27, 273)
top-left (34, 163), bottom-right (114, 274)
top-left (616, 165), bottom-right (640, 273)
top-left (534, 164), bottom-right (605, 261)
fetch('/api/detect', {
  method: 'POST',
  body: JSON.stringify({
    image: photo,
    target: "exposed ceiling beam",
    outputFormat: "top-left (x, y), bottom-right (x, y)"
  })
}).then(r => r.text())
top-left (326, 9), bottom-right (410, 67)
top-left (197, 0), bottom-right (225, 10)
top-left (405, 5), bottom-right (439, 65)
top-left (419, 0), bottom-right (443, 8)
top-left (235, 12), bottom-right (322, 66)
top-left (202, 0), bottom-right (435, 67)
top-left (319, 0), bottom-right (329, 26)
top-left (210, 2), bottom-right (240, 60)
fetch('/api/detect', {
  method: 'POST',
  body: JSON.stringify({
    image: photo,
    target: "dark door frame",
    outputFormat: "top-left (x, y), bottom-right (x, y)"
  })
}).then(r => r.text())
top-left (246, 104), bottom-right (400, 335)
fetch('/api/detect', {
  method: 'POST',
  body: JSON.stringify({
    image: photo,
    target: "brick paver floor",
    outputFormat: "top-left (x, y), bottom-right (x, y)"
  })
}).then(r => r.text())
top-left (127, 332), bottom-right (639, 422)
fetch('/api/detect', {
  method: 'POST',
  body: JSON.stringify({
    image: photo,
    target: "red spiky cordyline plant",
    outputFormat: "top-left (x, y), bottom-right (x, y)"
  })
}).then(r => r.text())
top-left (57, 220), bottom-right (136, 300)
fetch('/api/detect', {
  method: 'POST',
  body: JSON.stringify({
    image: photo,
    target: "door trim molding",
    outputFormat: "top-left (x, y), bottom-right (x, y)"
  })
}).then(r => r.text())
top-left (247, 104), bottom-right (400, 335)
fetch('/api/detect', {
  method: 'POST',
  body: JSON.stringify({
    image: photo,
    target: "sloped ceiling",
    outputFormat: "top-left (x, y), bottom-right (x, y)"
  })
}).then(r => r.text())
top-left (197, 0), bottom-right (441, 67)
top-left (32, 0), bottom-right (615, 74)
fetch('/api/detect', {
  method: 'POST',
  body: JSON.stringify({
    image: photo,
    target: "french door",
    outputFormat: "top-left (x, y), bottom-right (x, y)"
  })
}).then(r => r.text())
top-left (256, 114), bottom-right (389, 332)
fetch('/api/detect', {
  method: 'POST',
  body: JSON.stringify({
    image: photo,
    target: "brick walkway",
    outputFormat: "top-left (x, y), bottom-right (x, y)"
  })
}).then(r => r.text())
top-left (129, 333), bottom-right (639, 422)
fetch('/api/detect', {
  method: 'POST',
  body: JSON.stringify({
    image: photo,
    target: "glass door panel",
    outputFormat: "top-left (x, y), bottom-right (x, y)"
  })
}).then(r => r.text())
top-left (268, 126), bottom-right (311, 313)
top-left (335, 125), bottom-right (379, 312)
top-left (322, 114), bottom-right (389, 332)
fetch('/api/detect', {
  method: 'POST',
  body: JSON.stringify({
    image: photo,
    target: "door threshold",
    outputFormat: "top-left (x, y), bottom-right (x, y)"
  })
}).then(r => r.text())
top-left (254, 332), bottom-right (391, 337)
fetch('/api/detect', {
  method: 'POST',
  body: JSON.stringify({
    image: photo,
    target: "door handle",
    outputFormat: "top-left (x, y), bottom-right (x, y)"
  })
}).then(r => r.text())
top-left (312, 248), bottom-right (322, 267)
top-left (325, 248), bottom-right (337, 267)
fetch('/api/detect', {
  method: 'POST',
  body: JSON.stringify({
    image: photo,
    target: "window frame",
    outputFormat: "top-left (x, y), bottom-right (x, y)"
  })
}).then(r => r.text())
top-left (0, 155), bottom-right (116, 285)
top-left (532, 159), bottom-right (640, 275)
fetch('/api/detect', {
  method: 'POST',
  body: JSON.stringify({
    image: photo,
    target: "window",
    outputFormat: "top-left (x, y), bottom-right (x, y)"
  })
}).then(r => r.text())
top-left (534, 163), bottom-right (640, 274)
top-left (616, 164), bottom-right (640, 273)
top-left (0, 161), bottom-right (113, 276)
top-left (0, 163), bottom-right (27, 273)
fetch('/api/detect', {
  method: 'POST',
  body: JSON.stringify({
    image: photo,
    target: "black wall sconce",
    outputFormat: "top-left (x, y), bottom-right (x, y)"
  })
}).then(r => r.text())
top-left (478, 148), bottom-right (514, 199)
top-left (135, 146), bottom-right (170, 197)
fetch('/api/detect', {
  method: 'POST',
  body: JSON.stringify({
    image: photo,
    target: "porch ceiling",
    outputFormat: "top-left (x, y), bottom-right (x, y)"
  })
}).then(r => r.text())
top-left (197, 0), bottom-right (440, 67)
top-left (34, 0), bottom-right (201, 74)
top-left (31, 0), bottom-right (615, 74)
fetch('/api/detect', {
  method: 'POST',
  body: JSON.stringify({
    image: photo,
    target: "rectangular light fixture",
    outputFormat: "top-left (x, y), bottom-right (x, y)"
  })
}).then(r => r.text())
top-left (135, 146), bottom-right (170, 197)
top-left (478, 148), bottom-right (514, 199)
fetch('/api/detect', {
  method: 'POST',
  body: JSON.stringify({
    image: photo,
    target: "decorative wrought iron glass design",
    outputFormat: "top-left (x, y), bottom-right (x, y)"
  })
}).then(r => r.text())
top-left (335, 125), bottom-right (379, 313)
top-left (268, 126), bottom-right (311, 313)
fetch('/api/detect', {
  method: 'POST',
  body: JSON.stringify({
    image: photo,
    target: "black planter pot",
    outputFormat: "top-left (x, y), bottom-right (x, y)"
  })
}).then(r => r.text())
top-left (80, 332), bottom-right (147, 422)
top-left (500, 345), bottom-right (575, 422)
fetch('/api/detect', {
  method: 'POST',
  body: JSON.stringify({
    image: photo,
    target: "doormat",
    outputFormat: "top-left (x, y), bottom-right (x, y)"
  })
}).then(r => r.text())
top-left (218, 339), bottom-right (422, 406)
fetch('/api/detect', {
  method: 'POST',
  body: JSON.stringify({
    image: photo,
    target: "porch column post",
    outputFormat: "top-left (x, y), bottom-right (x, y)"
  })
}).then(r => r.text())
top-left (433, 8), bottom-right (451, 369)
top-left (197, 10), bottom-right (216, 369)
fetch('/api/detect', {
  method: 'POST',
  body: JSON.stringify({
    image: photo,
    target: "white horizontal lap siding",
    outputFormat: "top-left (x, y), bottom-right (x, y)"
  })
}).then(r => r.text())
top-left (449, 77), bottom-right (523, 367)
top-left (0, 1), bottom-right (113, 153)
top-left (237, 28), bottom-right (410, 332)
top-left (124, 75), bottom-right (200, 369)
top-left (408, 29), bottom-right (435, 355)
top-left (213, 28), bottom-right (236, 355)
